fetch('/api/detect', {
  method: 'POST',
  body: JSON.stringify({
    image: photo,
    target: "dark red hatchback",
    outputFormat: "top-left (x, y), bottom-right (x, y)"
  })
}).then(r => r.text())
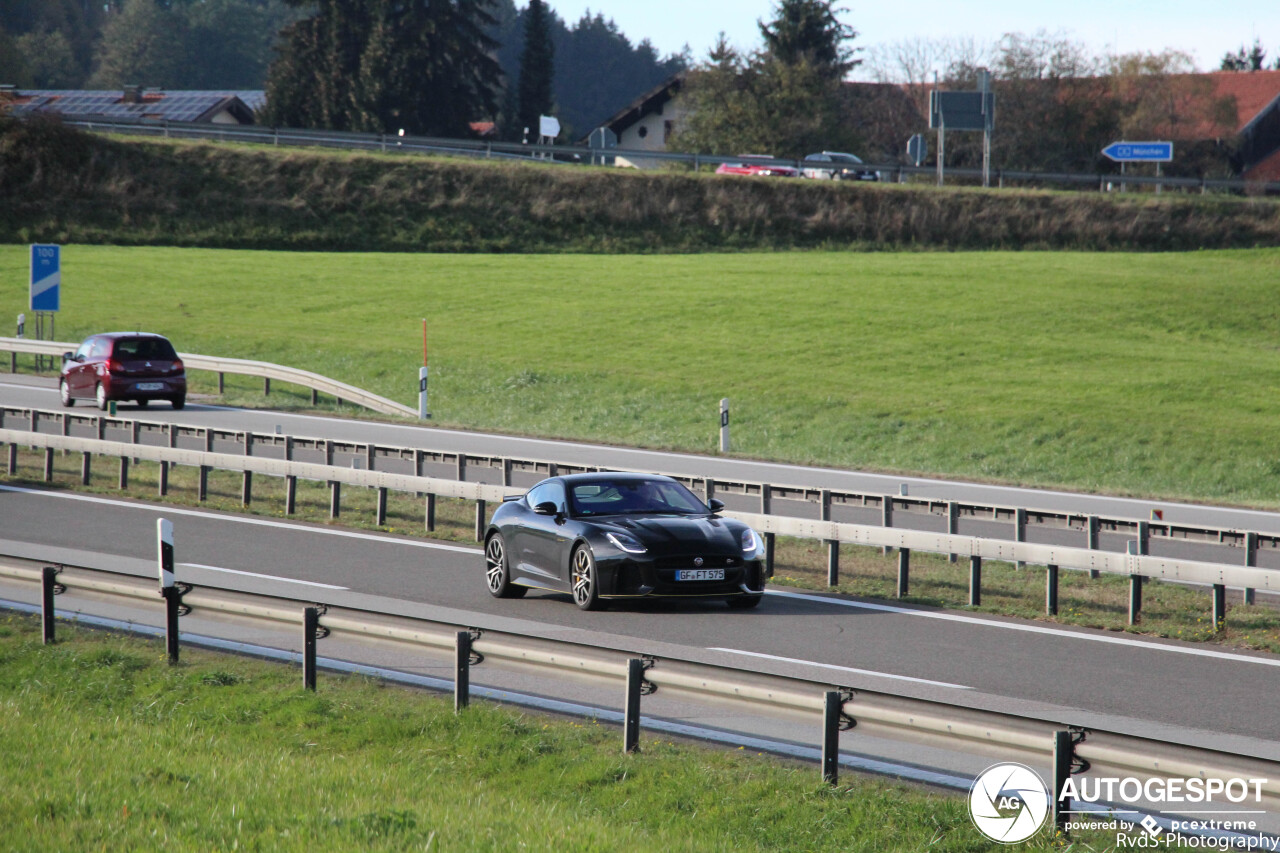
top-left (60, 333), bottom-right (187, 410)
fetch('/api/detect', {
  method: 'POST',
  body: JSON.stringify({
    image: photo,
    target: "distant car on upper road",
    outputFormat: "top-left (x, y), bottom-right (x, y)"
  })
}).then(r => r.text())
top-left (715, 155), bottom-right (800, 178)
top-left (484, 472), bottom-right (768, 611)
top-left (60, 332), bottom-right (187, 410)
top-left (801, 151), bottom-right (881, 181)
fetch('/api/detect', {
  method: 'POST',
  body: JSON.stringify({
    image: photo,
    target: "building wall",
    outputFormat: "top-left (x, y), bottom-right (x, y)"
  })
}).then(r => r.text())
top-left (614, 95), bottom-right (688, 170)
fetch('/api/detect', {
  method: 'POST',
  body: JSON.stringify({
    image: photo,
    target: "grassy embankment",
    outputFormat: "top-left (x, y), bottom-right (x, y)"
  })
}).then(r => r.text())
top-left (2, 116), bottom-right (1279, 252)
top-left (0, 614), bottom-right (1115, 852)
top-left (3, 245), bottom-right (1280, 651)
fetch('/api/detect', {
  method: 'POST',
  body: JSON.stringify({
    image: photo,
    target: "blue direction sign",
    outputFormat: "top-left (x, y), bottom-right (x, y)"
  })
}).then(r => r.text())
top-left (1102, 141), bottom-right (1173, 163)
top-left (29, 244), bottom-right (61, 312)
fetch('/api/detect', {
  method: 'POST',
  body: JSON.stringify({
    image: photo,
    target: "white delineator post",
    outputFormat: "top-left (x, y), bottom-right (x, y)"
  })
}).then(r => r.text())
top-left (719, 398), bottom-right (730, 453)
top-left (157, 518), bottom-right (180, 663)
top-left (419, 366), bottom-right (429, 419)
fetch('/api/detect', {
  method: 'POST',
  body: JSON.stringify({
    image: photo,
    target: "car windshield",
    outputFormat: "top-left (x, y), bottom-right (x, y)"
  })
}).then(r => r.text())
top-left (114, 337), bottom-right (178, 360)
top-left (570, 479), bottom-right (708, 517)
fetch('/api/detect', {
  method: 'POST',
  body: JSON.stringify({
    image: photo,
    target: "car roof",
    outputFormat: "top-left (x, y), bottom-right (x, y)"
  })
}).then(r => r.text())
top-left (96, 332), bottom-right (172, 339)
top-left (558, 471), bottom-right (679, 485)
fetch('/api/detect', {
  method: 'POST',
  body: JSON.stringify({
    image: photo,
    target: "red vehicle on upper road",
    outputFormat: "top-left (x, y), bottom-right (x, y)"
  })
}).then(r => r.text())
top-left (714, 155), bottom-right (800, 178)
top-left (60, 332), bottom-right (187, 410)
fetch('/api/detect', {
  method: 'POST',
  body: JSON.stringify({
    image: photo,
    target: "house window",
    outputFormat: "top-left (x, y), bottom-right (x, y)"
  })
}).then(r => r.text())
top-left (638, 125), bottom-right (648, 139)
top-left (664, 120), bottom-right (674, 143)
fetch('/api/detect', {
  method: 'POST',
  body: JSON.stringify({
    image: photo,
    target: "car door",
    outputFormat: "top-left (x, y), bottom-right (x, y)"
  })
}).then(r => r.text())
top-left (67, 338), bottom-right (95, 395)
top-left (519, 481), bottom-right (574, 584)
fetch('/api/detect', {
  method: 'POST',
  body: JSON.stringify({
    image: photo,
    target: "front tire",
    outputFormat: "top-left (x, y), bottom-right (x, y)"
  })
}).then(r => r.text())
top-left (59, 380), bottom-right (74, 407)
top-left (571, 545), bottom-right (604, 611)
top-left (484, 533), bottom-right (526, 599)
top-left (95, 382), bottom-right (109, 411)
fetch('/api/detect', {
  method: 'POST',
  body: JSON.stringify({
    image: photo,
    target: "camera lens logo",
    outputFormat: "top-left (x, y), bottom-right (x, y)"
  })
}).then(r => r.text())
top-left (969, 763), bottom-right (1050, 843)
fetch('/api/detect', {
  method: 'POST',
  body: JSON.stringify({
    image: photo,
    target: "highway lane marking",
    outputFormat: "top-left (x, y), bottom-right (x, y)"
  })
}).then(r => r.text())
top-left (180, 563), bottom-right (349, 590)
top-left (0, 485), bottom-right (481, 554)
top-left (708, 647), bottom-right (971, 689)
top-left (765, 588), bottom-right (1280, 668)
top-left (6, 380), bottom-right (1280, 529)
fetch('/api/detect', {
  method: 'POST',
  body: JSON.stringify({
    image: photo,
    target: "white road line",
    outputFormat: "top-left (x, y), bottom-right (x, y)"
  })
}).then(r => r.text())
top-left (764, 588), bottom-right (1280, 667)
top-left (0, 484), bottom-right (481, 554)
top-left (708, 647), bottom-right (970, 689)
top-left (179, 562), bottom-right (348, 590)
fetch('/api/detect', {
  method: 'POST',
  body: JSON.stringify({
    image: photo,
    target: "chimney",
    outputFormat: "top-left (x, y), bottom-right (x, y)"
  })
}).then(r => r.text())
top-left (123, 84), bottom-right (142, 104)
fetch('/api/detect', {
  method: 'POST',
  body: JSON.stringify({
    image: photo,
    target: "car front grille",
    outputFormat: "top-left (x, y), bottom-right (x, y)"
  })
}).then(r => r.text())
top-left (654, 554), bottom-right (740, 570)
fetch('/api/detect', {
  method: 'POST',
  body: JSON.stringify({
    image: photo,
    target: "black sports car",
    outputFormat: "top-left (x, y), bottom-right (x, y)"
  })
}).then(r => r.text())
top-left (483, 472), bottom-right (768, 611)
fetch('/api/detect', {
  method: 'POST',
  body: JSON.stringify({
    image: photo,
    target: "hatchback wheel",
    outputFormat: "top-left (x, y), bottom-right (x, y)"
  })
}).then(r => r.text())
top-left (59, 379), bottom-right (74, 407)
top-left (171, 395), bottom-right (186, 410)
top-left (571, 545), bottom-right (604, 611)
top-left (95, 383), bottom-right (109, 411)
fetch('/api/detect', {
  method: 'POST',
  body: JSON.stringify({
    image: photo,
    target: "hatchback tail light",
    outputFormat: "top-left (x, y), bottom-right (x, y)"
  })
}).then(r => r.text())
top-left (171, 359), bottom-right (184, 374)
top-left (106, 359), bottom-right (123, 373)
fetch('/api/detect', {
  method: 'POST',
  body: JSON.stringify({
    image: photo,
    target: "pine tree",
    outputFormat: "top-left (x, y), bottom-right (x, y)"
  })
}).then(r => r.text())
top-left (516, 0), bottom-right (554, 140)
top-left (758, 0), bottom-right (859, 79)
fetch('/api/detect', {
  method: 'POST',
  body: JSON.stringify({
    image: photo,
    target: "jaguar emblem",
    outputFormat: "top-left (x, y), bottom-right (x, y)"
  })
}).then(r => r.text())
top-left (693, 557), bottom-right (704, 567)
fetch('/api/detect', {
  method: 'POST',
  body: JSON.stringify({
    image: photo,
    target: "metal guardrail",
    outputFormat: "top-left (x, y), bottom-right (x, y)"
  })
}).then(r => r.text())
top-left (53, 114), bottom-right (1280, 196)
top-left (2, 550), bottom-right (1278, 819)
top-left (1, 408), bottom-right (1277, 626)
top-left (0, 337), bottom-right (416, 419)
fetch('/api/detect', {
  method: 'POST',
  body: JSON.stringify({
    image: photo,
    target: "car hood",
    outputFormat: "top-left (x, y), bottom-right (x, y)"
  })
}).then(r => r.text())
top-left (592, 514), bottom-right (742, 553)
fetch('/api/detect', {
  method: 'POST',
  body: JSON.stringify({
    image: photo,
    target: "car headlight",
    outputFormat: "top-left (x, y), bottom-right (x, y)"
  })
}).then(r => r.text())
top-left (607, 532), bottom-right (648, 554)
top-left (741, 528), bottom-right (763, 554)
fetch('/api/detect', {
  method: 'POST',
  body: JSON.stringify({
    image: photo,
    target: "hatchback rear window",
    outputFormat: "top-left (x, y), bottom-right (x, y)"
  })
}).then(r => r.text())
top-left (113, 337), bottom-right (178, 360)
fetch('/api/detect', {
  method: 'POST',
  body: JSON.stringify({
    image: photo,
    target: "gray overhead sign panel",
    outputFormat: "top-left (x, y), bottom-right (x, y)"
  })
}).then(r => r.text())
top-left (929, 91), bottom-right (995, 131)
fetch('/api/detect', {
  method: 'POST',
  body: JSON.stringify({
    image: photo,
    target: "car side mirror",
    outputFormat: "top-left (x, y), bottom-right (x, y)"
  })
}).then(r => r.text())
top-left (62, 352), bottom-right (74, 362)
top-left (533, 501), bottom-right (560, 516)
top-left (708, 498), bottom-right (725, 513)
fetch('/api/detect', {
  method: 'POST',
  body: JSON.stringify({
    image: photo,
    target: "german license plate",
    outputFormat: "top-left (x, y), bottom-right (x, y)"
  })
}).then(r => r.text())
top-left (676, 568), bottom-right (725, 581)
top-left (136, 382), bottom-right (164, 391)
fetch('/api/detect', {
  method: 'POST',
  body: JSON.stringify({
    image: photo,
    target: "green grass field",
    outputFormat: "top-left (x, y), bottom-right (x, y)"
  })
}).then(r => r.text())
top-left (0, 614), bottom-right (1114, 852)
top-left (3, 244), bottom-right (1280, 507)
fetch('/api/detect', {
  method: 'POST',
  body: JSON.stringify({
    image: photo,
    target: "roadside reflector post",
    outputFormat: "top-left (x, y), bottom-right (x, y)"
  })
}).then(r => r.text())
top-left (624, 658), bottom-right (644, 754)
top-left (41, 566), bottom-right (61, 644)
top-left (881, 495), bottom-right (894, 555)
top-left (78, 450), bottom-right (89, 484)
top-left (217, 372), bottom-right (224, 395)
top-left (821, 690), bottom-right (840, 785)
top-left (1244, 531), bottom-right (1257, 605)
top-left (241, 470), bottom-right (252, 506)
top-left (1052, 730), bottom-right (1073, 834)
top-left (376, 487), bottom-right (388, 526)
top-left (157, 519), bottom-right (181, 665)
top-left (454, 631), bottom-right (473, 713)
top-left (821, 489), bottom-right (838, 586)
top-left (197, 465), bottom-right (208, 501)
top-left (896, 548), bottom-right (910, 598)
top-left (1213, 584), bottom-right (1227, 632)
top-left (118, 455), bottom-right (128, 489)
top-left (419, 366), bottom-right (430, 419)
top-left (1014, 507), bottom-right (1027, 568)
top-left (425, 493), bottom-right (436, 532)
top-left (947, 501), bottom-right (959, 563)
top-left (43, 447), bottom-right (54, 481)
top-left (6, 442), bottom-right (16, 474)
top-left (329, 481), bottom-right (341, 518)
top-left (263, 377), bottom-right (270, 396)
top-left (285, 475), bottom-right (297, 515)
top-left (475, 500), bottom-right (486, 542)
top-left (303, 606), bottom-right (322, 691)
top-left (764, 533), bottom-right (776, 578)
top-left (1127, 540), bottom-right (1143, 625)
top-left (1046, 564), bottom-right (1059, 616)
top-left (969, 556), bottom-right (982, 606)
top-left (158, 461), bottom-right (169, 496)
top-left (718, 398), bottom-right (729, 453)
top-left (1086, 515), bottom-right (1101, 579)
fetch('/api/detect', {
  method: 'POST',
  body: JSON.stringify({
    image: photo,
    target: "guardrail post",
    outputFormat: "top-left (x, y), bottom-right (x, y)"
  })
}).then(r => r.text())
top-left (157, 519), bottom-right (181, 665)
top-left (324, 440), bottom-right (333, 466)
top-left (372, 487), bottom-right (387, 526)
top-left (285, 435), bottom-right (294, 461)
top-left (1086, 515), bottom-right (1101, 578)
top-left (456, 454), bottom-right (467, 481)
top-left (217, 372), bottom-right (224, 395)
top-left (1244, 531), bottom-right (1257, 605)
top-left (158, 461), bottom-right (168, 496)
top-left (197, 465), bottom-right (208, 501)
top-left (703, 477), bottom-right (714, 501)
top-left (764, 533), bottom-right (776, 578)
top-left (475, 500), bottom-right (486, 542)
top-left (821, 490), bottom-right (838, 586)
top-left (1136, 520), bottom-right (1149, 556)
top-left (1053, 730), bottom-right (1072, 834)
top-left (947, 501), bottom-right (959, 562)
top-left (1127, 541), bottom-right (1143, 625)
top-left (6, 442), bottom-right (16, 474)
top-left (303, 606), bottom-right (319, 691)
top-left (118, 455), bottom-right (128, 489)
top-left (881, 495), bottom-right (894, 555)
top-left (78, 450), bottom-right (89, 484)
top-left (625, 658), bottom-right (643, 754)
top-left (969, 556), bottom-right (982, 606)
top-left (41, 566), bottom-right (60, 644)
top-left (502, 458), bottom-right (512, 487)
top-left (425, 493), bottom-right (436, 532)
top-left (1046, 564), bottom-right (1059, 616)
top-left (1212, 584), bottom-right (1227, 631)
top-left (329, 481), bottom-right (341, 518)
top-left (285, 475), bottom-right (297, 515)
top-left (241, 470), bottom-right (252, 506)
top-left (760, 483), bottom-right (771, 514)
top-left (167, 422), bottom-right (177, 448)
top-left (1015, 507), bottom-right (1027, 568)
top-left (822, 690), bottom-right (840, 785)
top-left (44, 447), bottom-right (54, 481)
top-left (455, 631), bottom-right (472, 712)
top-left (204, 428), bottom-right (214, 453)
top-left (896, 548), bottom-right (910, 598)
top-left (263, 377), bottom-right (270, 396)
top-left (365, 444), bottom-right (375, 472)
